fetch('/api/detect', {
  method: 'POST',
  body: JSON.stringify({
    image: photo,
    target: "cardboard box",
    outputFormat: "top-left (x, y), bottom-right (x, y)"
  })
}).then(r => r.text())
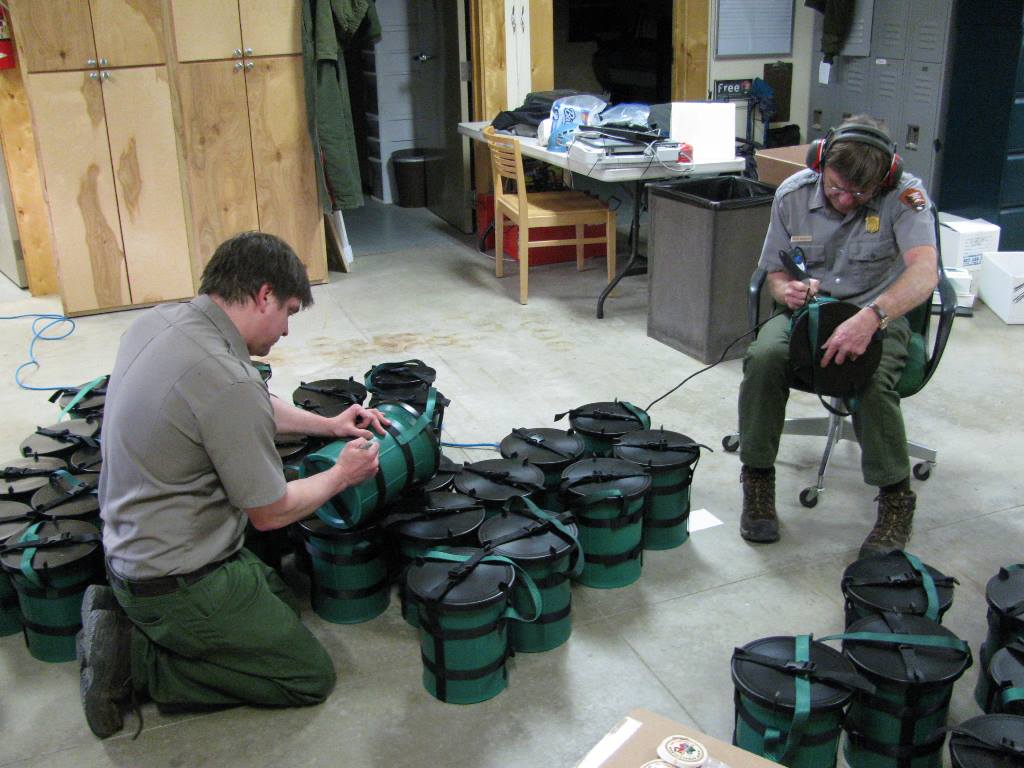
top-left (978, 251), bottom-right (1024, 324)
top-left (754, 145), bottom-right (810, 188)
top-left (938, 212), bottom-right (1001, 271)
top-left (575, 709), bottom-right (783, 768)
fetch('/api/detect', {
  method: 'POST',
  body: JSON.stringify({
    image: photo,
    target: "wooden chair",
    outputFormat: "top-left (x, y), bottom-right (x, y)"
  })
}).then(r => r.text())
top-left (483, 126), bottom-right (616, 304)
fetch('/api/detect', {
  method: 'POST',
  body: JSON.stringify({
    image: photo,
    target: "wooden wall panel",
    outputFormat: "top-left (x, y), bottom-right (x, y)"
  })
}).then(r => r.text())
top-left (239, 0), bottom-right (302, 57)
top-left (246, 56), bottom-right (326, 283)
top-left (0, 67), bottom-right (57, 295)
top-left (8, 0), bottom-right (96, 73)
top-left (673, 0), bottom-right (710, 101)
top-left (176, 60), bottom-right (259, 278)
top-left (169, 0), bottom-right (241, 63)
top-left (529, 0), bottom-right (553, 92)
top-left (104, 67), bottom-right (193, 304)
top-left (26, 72), bottom-right (130, 314)
top-left (91, 0), bottom-right (167, 67)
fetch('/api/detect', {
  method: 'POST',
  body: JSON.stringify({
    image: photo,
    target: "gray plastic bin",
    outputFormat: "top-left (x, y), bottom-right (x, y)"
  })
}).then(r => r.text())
top-left (647, 176), bottom-right (775, 364)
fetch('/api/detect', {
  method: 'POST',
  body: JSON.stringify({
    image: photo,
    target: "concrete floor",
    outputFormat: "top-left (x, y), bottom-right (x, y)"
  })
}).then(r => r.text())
top-left (0, 207), bottom-right (1022, 768)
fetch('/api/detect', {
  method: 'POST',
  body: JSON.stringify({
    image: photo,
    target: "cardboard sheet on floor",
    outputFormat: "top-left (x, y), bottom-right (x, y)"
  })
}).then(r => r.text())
top-left (576, 709), bottom-right (783, 768)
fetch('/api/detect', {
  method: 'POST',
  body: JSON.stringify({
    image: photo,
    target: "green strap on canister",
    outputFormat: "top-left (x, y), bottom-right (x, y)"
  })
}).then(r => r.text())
top-left (418, 548), bottom-right (542, 624)
top-left (760, 634), bottom-right (812, 765)
top-left (18, 522), bottom-right (44, 589)
top-left (58, 375), bottom-right (107, 421)
top-left (1000, 687), bottom-right (1024, 708)
top-left (821, 631), bottom-right (969, 653)
top-left (509, 497), bottom-right (584, 578)
top-left (901, 551), bottom-right (941, 622)
top-left (396, 388), bottom-right (437, 445)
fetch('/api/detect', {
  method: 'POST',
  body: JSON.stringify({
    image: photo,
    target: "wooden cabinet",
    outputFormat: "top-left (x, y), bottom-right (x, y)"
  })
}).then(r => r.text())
top-left (170, 0), bottom-right (301, 62)
top-left (13, 0), bottom-right (167, 72)
top-left (26, 67), bottom-right (193, 314)
top-left (171, 0), bottom-right (326, 282)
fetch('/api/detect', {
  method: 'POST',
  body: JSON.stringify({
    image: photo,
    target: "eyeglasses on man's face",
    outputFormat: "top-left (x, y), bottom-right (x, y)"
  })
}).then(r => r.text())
top-left (823, 169), bottom-right (874, 201)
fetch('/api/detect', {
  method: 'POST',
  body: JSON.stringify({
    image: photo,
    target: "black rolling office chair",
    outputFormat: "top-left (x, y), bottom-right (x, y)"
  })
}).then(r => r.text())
top-left (722, 260), bottom-right (957, 508)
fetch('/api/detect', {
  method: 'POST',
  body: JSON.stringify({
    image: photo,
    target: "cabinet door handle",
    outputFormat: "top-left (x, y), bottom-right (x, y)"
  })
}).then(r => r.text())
top-left (89, 71), bottom-right (99, 80)
top-left (86, 58), bottom-right (97, 67)
top-left (99, 58), bottom-right (108, 67)
top-left (234, 61), bottom-right (244, 71)
top-left (101, 71), bottom-right (110, 80)
top-left (244, 47), bottom-right (254, 56)
top-left (245, 61), bottom-right (254, 71)
top-left (233, 48), bottom-right (243, 57)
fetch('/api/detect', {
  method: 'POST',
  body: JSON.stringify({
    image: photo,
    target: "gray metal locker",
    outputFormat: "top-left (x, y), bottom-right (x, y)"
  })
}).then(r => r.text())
top-left (872, 0), bottom-right (910, 60)
top-left (836, 56), bottom-right (871, 121)
top-left (869, 58), bottom-right (906, 138)
top-left (909, 0), bottom-right (953, 63)
top-left (839, 0), bottom-right (876, 57)
top-left (899, 61), bottom-right (944, 188)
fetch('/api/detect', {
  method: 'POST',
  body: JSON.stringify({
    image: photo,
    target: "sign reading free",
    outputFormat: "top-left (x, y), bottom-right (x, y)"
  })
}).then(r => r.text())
top-left (714, 78), bottom-right (753, 99)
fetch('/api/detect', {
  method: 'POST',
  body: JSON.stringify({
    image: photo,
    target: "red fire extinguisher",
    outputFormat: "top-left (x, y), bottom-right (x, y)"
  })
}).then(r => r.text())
top-left (0, 8), bottom-right (16, 71)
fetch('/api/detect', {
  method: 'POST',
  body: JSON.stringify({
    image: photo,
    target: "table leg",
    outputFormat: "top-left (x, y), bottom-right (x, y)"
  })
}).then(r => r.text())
top-left (597, 180), bottom-right (647, 319)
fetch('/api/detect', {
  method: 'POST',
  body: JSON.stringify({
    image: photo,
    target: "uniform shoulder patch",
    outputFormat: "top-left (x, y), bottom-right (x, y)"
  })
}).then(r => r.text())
top-left (899, 188), bottom-right (927, 211)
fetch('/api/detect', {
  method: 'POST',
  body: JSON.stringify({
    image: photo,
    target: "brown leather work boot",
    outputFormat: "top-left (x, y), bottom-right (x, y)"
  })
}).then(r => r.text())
top-left (740, 466), bottom-right (780, 543)
top-left (859, 488), bottom-right (917, 559)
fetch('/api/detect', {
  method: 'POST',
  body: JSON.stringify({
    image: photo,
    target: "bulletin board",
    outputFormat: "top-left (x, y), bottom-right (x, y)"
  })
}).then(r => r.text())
top-left (715, 0), bottom-right (794, 58)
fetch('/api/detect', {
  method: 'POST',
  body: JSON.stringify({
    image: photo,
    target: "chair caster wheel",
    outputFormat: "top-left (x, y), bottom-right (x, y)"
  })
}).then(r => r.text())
top-left (722, 434), bottom-right (740, 453)
top-left (913, 462), bottom-right (932, 481)
top-left (799, 487), bottom-right (819, 508)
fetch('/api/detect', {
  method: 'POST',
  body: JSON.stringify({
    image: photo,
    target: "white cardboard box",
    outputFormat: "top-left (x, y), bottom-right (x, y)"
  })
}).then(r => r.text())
top-left (979, 251), bottom-right (1024, 324)
top-left (939, 213), bottom-right (1001, 271)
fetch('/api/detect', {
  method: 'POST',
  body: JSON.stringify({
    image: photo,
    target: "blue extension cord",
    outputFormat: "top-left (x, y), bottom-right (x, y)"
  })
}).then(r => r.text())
top-left (1, 313), bottom-right (76, 391)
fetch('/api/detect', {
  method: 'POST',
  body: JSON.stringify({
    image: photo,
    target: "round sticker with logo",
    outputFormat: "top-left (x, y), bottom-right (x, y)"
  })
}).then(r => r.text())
top-left (658, 735), bottom-right (708, 768)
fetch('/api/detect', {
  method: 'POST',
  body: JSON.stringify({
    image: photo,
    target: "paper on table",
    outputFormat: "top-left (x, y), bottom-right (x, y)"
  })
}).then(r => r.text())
top-left (670, 102), bottom-right (737, 164)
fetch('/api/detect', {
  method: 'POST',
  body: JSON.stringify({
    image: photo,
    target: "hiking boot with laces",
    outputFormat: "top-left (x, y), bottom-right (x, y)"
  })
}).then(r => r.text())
top-left (740, 466), bottom-right (780, 543)
top-left (859, 488), bottom-right (916, 559)
top-left (78, 606), bottom-right (133, 738)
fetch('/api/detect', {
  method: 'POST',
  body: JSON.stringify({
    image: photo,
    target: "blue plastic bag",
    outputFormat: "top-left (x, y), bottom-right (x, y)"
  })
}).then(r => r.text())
top-left (547, 95), bottom-right (607, 153)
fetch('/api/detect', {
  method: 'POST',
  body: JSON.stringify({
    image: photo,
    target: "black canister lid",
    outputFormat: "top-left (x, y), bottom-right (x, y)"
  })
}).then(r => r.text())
top-left (990, 642), bottom-right (1024, 689)
top-left (29, 473), bottom-right (99, 519)
top-left (365, 359), bottom-right (436, 391)
top-left (54, 376), bottom-right (108, 415)
top-left (385, 491), bottom-right (485, 543)
top-left (565, 401), bottom-right (649, 438)
top-left (298, 515), bottom-right (380, 541)
top-left (70, 445), bottom-right (103, 474)
top-left (613, 428), bottom-right (702, 469)
top-left (500, 428), bottom-right (586, 468)
top-left (842, 551), bottom-right (955, 618)
top-left (405, 546), bottom-right (514, 611)
top-left (949, 715), bottom-right (1024, 768)
top-left (0, 519), bottom-right (101, 574)
top-left (0, 500), bottom-right (33, 544)
top-left (275, 433), bottom-right (310, 462)
top-left (454, 459), bottom-right (545, 502)
top-left (986, 566), bottom-right (1024, 620)
top-left (19, 418), bottom-right (101, 459)
top-left (421, 453), bottom-right (459, 493)
top-left (478, 506), bottom-right (578, 563)
top-left (0, 456), bottom-right (66, 497)
top-left (731, 635), bottom-right (857, 711)
top-left (292, 378), bottom-right (367, 417)
top-left (844, 612), bottom-right (971, 685)
top-left (560, 457), bottom-right (651, 499)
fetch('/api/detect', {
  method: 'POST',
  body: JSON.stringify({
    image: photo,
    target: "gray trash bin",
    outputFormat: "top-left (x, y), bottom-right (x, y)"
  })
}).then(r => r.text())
top-left (647, 176), bottom-right (775, 364)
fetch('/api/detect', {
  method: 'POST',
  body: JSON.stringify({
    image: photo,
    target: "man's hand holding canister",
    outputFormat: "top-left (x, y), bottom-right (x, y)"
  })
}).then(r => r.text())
top-left (335, 437), bottom-right (380, 486)
top-left (819, 307), bottom-right (881, 367)
top-left (781, 277), bottom-right (821, 310)
top-left (328, 404), bottom-right (390, 440)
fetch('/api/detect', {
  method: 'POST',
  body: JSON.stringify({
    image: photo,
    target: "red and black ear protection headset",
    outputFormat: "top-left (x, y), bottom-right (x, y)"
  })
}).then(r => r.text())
top-left (805, 122), bottom-right (903, 192)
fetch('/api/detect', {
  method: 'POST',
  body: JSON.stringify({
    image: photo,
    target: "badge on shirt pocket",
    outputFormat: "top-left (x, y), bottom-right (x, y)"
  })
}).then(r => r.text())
top-left (790, 235), bottom-right (813, 244)
top-left (865, 215), bottom-right (880, 234)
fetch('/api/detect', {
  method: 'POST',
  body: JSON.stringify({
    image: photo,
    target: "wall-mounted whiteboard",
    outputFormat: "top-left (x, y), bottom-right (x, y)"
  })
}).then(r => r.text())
top-left (715, 0), bottom-right (794, 58)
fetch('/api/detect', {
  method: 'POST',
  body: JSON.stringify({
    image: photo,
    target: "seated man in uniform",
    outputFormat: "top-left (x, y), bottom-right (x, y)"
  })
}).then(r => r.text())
top-left (79, 231), bottom-right (387, 738)
top-left (737, 116), bottom-right (938, 557)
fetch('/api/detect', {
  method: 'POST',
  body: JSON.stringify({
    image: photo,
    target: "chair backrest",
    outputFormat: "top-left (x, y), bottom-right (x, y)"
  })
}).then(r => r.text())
top-left (482, 126), bottom-right (527, 209)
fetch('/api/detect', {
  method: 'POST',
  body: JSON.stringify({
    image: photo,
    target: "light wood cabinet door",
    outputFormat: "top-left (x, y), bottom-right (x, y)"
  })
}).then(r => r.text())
top-left (103, 67), bottom-right (193, 304)
top-left (10, 0), bottom-right (97, 73)
top-left (27, 72), bottom-right (130, 314)
top-left (246, 56), bottom-right (327, 283)
top-left (90, 0), bottom-right (167, 67)
top-left (177, 60), bottom-right (260, 276)
top-left (170, 0), bottom-right (243, 63)
top-left (239, 0), bottom-right (302, 57)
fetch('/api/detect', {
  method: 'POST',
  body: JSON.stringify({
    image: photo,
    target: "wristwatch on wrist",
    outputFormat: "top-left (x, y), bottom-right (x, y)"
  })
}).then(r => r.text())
top-left (867, 301), bottom-right (890, 330)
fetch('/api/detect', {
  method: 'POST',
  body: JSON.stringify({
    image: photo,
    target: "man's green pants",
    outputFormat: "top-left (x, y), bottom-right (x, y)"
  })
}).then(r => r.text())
top-left (112, 549), bottom-right (336, 709)
top-left (738, 312), bottom-right (912, 488)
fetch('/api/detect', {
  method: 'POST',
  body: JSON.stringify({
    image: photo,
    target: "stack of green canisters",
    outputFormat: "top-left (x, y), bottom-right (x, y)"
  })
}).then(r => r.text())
top-left (29, 471), bottom-right (101, 528)
top-left (948, 714), bottom-right (1024, 767)
top-left (841, 551), bottom-right (956, 627)
top-left (405, 548), bottom-right (540, 704)
top-left (975, 565), bottom-right (1024, 711)
top-left (560, 457), bottom-right (650, 588)
top-left (454, 458), bottom-right (544, 518)
top-left (0, 500), bottom-right (34, 636)
top-left (499, 427), bottom-right (585, 512)
top-left (0, 518), bottom-right (103, 662)
top-left (291, 377), bottom-right (367, 417)
top-left (478, 497), bottom-right (581, 652)
top-left (1, 456), bottom-right (66, 503)
top-left (979, 640), bottom-right (1024, 715)
top-left (558, 401), bottom-right (650, 457)
top-left (613, 428), bottom-right (705, 550)
top-left (298, 516), bottom-right (390, 624)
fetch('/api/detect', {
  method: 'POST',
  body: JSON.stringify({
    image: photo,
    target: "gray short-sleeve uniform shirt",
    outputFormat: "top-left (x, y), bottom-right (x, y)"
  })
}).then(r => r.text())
top-left (757, 168), bottom-right (936, 305)
top-left (99, 295), bottom-right (287, 580)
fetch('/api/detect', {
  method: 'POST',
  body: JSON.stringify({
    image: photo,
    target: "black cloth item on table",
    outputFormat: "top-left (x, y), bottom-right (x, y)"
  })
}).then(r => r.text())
top-left (490, 89), bottom-right (583, 137)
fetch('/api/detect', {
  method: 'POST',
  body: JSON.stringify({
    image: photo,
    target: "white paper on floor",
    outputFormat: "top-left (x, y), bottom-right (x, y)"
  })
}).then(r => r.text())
top-left (688, 508), bottom-right (723, 532)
